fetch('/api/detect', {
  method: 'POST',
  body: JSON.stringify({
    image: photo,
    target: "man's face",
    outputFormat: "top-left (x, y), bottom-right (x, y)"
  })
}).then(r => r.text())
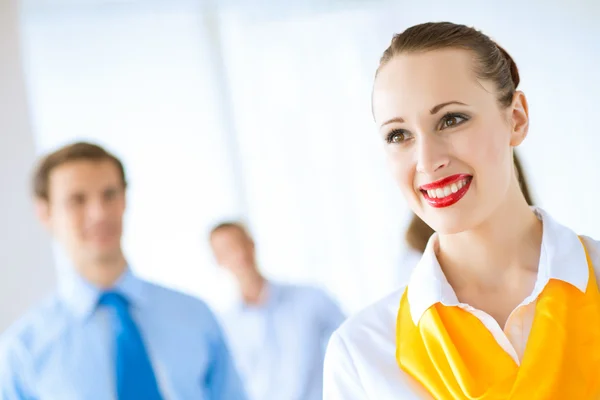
top-left (210, 226), bottom-right (257, 277)
top-left (38, 159), bottom-right (126, 269)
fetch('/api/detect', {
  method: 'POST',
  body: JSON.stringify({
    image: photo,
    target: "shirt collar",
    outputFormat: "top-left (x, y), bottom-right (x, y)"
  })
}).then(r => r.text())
top-left (58, 265), bottom-right (147, 319)
top-left (407, 207), bottom-right (589, 325)
top-left (236, 280), bottom-right (281, 311)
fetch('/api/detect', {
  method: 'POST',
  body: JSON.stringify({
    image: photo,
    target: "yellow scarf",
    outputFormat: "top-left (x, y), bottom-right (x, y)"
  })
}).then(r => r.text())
top-left (396, 239), bottom-right (600, 399)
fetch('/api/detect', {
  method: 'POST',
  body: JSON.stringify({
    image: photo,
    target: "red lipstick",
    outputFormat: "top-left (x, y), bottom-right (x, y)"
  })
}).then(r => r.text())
top-left (419, 174), bottom-right (472, 208)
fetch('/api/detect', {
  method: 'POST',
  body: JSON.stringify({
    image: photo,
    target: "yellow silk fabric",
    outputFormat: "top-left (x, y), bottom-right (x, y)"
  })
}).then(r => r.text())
top-left (396, 241), bottom-right (600, 399)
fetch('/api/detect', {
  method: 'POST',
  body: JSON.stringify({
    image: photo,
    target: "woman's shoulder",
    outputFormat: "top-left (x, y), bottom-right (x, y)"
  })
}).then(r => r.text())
top-left (325, 287), bottom-right (431, 399)
top-left (333, 287), bottom-right (405, 351)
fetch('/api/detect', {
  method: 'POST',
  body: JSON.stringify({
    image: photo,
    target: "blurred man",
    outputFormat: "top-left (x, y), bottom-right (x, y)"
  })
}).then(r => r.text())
top-left (209, 222), bottom-right (345, 400)
top-left (0, 142), bottom-right (247, 400)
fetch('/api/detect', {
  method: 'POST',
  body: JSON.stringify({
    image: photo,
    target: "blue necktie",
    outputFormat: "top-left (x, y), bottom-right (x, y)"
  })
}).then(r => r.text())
top-left (99, 292), bottom-right (163, 400)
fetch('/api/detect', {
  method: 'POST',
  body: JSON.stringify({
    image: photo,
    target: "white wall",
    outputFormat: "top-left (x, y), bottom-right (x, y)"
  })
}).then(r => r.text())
top-left (0, 0), bottom-right (55, 333)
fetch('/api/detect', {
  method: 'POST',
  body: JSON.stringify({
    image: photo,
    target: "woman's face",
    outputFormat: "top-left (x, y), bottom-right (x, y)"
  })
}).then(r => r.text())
top-left (372, 48), bottom-right (528, 234)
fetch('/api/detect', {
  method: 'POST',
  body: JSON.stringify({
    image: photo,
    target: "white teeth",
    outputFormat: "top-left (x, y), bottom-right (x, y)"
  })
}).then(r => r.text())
top-left (424, 178), bottom-right (469, 199)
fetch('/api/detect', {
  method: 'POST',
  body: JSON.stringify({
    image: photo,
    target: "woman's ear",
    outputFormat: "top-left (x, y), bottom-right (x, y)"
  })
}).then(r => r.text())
top-left (509, 91), bottom-right (529, 147)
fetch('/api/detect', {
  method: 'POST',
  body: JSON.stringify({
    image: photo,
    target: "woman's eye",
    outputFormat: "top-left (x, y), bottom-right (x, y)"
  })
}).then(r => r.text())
top-left (387, 130), bottom-right (407, 144)
top-left (441, 114), bottom-right (468, 129)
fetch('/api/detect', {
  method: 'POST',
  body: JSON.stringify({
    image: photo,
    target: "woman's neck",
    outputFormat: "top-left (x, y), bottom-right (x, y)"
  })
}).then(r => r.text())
top-left (436, 191), bottom-right (542, 293)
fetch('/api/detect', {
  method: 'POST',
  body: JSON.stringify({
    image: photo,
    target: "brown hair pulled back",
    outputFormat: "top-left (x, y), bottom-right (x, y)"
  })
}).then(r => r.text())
top-left (377, 22), bottom-right (519, 108)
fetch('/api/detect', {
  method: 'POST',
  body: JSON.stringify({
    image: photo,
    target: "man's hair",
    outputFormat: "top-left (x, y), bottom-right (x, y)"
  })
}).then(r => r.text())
top-left (209, 221), bottom-right (252, 239)
top-left (33, 141), bottom-right (127, 201)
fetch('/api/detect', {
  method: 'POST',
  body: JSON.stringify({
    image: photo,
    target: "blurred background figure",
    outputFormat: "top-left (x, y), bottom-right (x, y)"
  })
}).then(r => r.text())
top-left (400, 152), bottom-right (535, 278)
top-left (209, 221), bottom-right (345, 400)
top-left (0, 142), bottom-right (246, 400)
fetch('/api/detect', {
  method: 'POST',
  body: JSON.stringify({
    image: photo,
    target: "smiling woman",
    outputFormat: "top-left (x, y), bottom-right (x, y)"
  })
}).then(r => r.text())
top-left (374, 41), bottom-right (529, 235)
top-left (323, 22), bottom-right (600, 399)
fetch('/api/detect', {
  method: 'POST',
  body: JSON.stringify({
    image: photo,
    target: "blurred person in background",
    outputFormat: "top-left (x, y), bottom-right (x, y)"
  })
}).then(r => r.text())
top-left (324, 21), bottom-right (600, 399)
top-left (400, 152), bottom-right (534, 279)
top-left (209, 221), bottom-right (345, 400)
top-left (0, 142), bottom-right (247, 400)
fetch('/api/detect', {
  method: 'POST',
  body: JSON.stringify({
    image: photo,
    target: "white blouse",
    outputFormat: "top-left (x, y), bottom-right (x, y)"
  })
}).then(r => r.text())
top-left (323, 208), bottom-right (600, 399)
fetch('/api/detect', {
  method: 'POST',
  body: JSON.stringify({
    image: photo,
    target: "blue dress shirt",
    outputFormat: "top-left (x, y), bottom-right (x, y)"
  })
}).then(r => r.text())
top-left (220, 282), bottom-right (345, 400)
top-left (0, 267), bottom-right (247, 400)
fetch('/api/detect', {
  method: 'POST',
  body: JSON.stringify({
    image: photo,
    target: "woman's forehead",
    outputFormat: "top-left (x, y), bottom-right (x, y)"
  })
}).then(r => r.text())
top-left (373, 49), bottom-right (496, 122)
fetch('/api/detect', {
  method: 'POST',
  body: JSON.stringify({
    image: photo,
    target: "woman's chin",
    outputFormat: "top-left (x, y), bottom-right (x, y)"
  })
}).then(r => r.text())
top-left (418, 207), bottom-right (479, 235)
